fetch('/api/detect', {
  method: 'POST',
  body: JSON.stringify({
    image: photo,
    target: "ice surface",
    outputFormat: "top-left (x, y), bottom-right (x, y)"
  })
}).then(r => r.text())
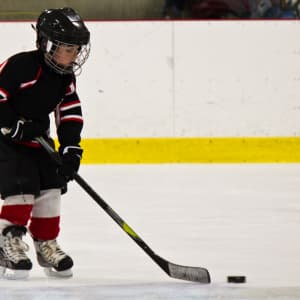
top-left (1, 164), bottom-right (300, 300)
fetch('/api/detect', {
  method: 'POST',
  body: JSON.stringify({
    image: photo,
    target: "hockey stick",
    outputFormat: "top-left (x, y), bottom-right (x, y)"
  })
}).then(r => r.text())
top-left (35, 136), bottom-right (211, 284)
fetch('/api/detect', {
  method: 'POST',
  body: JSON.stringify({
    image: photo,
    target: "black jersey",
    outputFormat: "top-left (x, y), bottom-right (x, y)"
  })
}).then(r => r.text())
top-left (0, 50), bottom-right (83, 151)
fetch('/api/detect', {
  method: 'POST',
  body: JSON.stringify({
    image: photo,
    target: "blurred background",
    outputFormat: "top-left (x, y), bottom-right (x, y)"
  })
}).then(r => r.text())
top-left (0, 0), bottom-right (299, 20)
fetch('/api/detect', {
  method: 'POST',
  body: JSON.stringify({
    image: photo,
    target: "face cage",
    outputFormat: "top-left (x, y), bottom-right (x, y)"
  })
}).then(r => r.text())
top-left (44, 40), bottom-right (90, 75)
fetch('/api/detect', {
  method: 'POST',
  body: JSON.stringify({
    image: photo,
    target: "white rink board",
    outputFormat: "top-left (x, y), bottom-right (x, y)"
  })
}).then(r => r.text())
top-left (0, 21), bottom-right (299, 137)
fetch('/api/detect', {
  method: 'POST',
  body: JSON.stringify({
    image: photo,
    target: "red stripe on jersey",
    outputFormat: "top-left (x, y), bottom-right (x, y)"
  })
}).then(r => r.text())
top-left (0, 60), bottom-right (8, 74)
top-left (15, 140), bottom-right (41, 148)
top-left (0, 87), bottom-right (10, 101)
top-left (59, 100), bottom-right (80, 110)
top-left (29, 216), bottom-right (60, 240)
top-left (19, 66), bottom-right (42, 89)
top-left (65, 81), bottom-right (75, 96)
top-left (60, 116), bottom-right (83, 123)
top-left (0, 204), bottom-right (33, 226)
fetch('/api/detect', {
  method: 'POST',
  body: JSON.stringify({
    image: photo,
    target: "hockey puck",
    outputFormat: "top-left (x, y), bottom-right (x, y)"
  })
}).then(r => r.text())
top-left (227, 276), bottom-right (246, 283)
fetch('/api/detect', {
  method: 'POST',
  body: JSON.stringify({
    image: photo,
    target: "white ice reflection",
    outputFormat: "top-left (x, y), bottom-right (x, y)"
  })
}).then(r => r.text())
top-left (0, 164), bottom-right (300, 300)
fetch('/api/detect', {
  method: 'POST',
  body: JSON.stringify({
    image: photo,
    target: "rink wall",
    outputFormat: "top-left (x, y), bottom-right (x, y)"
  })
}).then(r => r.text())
top-left (1, 21), bottom-right (300, 163)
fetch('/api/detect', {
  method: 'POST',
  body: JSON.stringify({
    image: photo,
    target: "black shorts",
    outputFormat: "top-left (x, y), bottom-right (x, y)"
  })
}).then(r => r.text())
top-left (0, 137), bottom-right (66, 198)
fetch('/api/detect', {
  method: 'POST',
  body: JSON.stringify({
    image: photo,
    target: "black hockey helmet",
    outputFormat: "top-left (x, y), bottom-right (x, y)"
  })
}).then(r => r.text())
top-left (35, 7), bottom-right (90, 75)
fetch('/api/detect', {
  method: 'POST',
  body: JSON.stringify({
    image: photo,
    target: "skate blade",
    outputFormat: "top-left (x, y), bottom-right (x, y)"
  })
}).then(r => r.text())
top-left (44, 267), bottom-right (73, 278)
top-left (0, 266), bottom-right (29, 280)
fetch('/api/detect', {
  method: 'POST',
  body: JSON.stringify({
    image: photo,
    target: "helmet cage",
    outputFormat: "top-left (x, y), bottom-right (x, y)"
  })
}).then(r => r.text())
top-left (43, 38), bottom-right (90, 75)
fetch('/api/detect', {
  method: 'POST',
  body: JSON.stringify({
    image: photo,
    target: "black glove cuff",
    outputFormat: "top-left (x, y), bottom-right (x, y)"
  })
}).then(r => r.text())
top-left (60, 146), bottom-right (83, 159)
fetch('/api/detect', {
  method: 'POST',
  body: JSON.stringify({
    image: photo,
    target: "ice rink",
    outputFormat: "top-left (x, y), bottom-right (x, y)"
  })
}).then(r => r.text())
top-left (1, 164), bottom-right (300, 300)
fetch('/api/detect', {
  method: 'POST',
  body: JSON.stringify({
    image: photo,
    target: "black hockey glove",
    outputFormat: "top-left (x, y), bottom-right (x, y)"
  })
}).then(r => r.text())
top-left (58, 147), bottom-right (83, 182)
top-left (1, 119), bottom-right (46, 141)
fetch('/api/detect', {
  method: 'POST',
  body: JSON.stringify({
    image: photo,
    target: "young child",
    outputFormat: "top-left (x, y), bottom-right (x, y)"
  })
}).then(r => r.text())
top-left (0, 7), bottom-right (90, 279)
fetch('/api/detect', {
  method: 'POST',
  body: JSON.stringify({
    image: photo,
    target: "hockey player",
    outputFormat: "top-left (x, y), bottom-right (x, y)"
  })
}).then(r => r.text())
top-left (0, 7), bottom-right (90, 279)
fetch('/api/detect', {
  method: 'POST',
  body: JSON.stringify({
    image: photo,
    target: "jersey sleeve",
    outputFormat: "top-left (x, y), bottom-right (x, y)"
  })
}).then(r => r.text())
top-left (56, 77), bottom-right (83, 153)
top-left (0, 57), bottom-right (25, 127)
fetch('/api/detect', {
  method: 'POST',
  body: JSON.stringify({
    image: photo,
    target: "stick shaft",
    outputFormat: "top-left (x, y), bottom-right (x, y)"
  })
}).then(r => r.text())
top-left (36, 136), bottom-right (210, 283)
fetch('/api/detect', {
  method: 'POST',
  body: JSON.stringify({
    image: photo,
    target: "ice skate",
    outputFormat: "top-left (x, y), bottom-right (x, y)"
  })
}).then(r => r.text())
top-left (33, 239), bottom-right (73, 278)
top-left (0, 225), bottom-right (32, 279)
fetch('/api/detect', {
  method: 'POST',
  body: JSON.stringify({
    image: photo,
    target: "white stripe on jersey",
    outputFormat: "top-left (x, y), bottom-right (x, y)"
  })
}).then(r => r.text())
top-left (60, 115), bottom-right (83, 122)
top-left (20, 79), bottom-right (38, 89)
top-left (0, 60), bottom-right (8, 74)
top-left (65, 82), bottom-right (75, 96)
top-left (0, 88), bottom-right (8, 102)
top-left (60, 102), bottom-right (81, 111)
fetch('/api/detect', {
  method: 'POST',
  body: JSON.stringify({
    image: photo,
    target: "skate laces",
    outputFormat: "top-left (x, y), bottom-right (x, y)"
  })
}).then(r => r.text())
top-left (38, 240), bottom-right (67, 266)
top-left (4, 236), bottom-right (30, 263)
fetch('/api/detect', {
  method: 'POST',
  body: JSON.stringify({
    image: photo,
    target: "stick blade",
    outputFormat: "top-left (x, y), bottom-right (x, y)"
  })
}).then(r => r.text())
top-left (167, 262), bottom-right (211, 284)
